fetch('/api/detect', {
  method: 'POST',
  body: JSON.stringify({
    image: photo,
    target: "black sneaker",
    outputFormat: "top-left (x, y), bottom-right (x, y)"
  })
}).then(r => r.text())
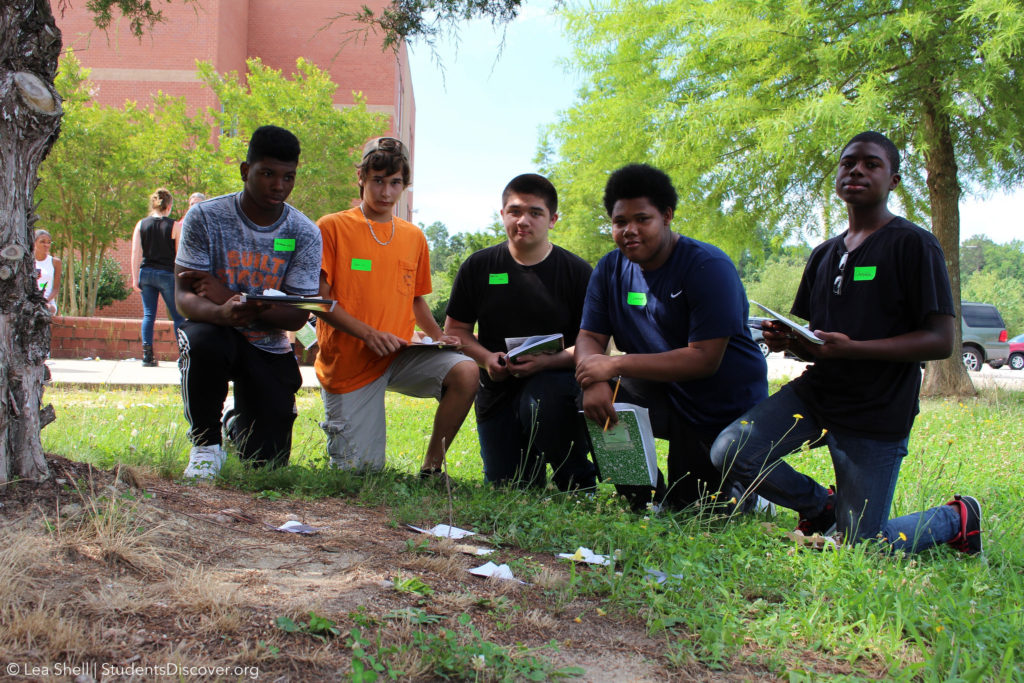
top-left (947, 494), bottom-right (983, 555)
top-left (797, 485), bottom-right (836, 535)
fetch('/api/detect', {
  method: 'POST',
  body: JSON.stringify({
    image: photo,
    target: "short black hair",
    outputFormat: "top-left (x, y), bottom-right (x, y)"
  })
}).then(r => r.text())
top-left (247, 125), bottom-right (301, 164)
top-left (501, 173), bottom-right (558, 215)
top-left (603, 164), bottom-right (678, 216)
top-left (841, 131), bottom-right (900, 174)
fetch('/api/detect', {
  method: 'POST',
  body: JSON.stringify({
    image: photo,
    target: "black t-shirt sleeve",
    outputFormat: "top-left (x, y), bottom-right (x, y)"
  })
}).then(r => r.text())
top-left (445, 253), bottom-right (480, 325)
top-left (911, 236), bottom-right (955, 322)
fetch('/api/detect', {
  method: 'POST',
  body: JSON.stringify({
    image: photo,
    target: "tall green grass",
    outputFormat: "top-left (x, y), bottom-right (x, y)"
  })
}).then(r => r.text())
top-left (41, 383), bottom-right (1024, 680)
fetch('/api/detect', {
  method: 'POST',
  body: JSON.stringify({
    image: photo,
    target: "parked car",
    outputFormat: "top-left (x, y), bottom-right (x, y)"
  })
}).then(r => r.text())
top-left (1008, 333), bottom-right (1024, 370)
top-left (747, 317), bottom-right (771, 358)
top-left (961, 301), bottom-right (1009, 371)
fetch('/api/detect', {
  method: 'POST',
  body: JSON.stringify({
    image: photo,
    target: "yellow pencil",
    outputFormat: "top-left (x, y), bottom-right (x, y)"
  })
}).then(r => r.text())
top-left (603, 376), bottom-right (621, 431)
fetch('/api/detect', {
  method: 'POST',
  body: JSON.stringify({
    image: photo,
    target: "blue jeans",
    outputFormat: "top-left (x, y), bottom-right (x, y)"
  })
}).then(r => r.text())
top-left (710, 385), bottom-right (960, 553)
top-left (139, 267), bottom-right (183, 346)
top-left (476, 370), bottom-right (596, 491)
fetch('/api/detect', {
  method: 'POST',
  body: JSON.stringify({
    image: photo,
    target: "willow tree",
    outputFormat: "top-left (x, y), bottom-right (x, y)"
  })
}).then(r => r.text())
top-left (546, 0), bottom-right (1024, 396)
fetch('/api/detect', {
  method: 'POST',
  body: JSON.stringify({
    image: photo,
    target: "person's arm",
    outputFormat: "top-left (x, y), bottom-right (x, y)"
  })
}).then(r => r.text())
top-left (313, 271), bottom-right (406, 356)
top-left (175, 265), bottom-right (264, 328)
top-left (803, 312), bottom-right (954, 362)
top-left (445, 316), bottom-right (510, 381)
top-left (574, 328), bottom-right (617, 426)
top-left (49, 257), bottom-right (61, 304)
top-left (576, 333), bottom-right (729, 387)
top-left (130, 221), bottom-right (143, 292)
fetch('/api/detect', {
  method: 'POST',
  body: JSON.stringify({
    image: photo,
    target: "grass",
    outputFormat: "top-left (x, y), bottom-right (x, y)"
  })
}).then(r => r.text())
top-left (40, 381), bottom-right (1024, 680)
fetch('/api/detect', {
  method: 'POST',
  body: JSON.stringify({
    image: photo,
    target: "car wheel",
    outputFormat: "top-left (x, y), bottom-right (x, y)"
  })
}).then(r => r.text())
top-left (962, 347), bottom-right (982, 372)
top-left (758, 341), bottom-right (770, 358)
top-left (1011, 353), bottom-right (1024, 371)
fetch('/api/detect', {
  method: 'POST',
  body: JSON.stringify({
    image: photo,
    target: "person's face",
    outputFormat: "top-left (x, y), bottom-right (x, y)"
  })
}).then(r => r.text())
top-left (34, 234), bottom-right (51, 257)
top-left (836, 141), bottom-right (899, 206)
top-left (611, 197), bottom-right (675, 270)
top-left (501, 192), bottom-right (556, 250)
top-left (241, 157), bottom-right (297, 211)
top-left (359, 167), bottom-right (407, 218)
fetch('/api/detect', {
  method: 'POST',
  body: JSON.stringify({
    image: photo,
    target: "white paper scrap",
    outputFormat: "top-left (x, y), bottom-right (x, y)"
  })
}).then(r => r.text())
top-left (407, 524), bottom-right (476, 539)
top-left (275, 520), bottom-right (321, 534)
top-left (468, 561), bottom-right (517, 581)
top-left (557, 546), bottom-right (611, 566)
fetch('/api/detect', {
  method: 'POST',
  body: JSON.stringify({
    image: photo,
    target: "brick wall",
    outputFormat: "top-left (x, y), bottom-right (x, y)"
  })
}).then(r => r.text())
top-left (50, 317), bottom-right (179, 361)
top-left (49, 316), bottom-right (318, 364)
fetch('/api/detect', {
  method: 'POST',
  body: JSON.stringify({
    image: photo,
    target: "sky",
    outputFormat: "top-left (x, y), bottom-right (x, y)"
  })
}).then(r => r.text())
top-left (406, 12), bottom-right (1022, 244)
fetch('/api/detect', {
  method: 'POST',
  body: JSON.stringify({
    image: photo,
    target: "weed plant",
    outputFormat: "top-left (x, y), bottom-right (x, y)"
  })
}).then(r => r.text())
top-left (41, 384), bottom-right (1024, 680)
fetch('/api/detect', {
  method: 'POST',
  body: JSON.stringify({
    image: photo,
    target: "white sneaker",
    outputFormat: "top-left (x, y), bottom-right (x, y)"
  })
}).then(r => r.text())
top-left (183, 444), bottom-right (226, 480)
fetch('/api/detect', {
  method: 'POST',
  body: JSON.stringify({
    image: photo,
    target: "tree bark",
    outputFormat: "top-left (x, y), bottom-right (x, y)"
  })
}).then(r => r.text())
top-left (919, 96), bottom-right (976, 397)
top-left (0, 0), bottom-right (63, 482)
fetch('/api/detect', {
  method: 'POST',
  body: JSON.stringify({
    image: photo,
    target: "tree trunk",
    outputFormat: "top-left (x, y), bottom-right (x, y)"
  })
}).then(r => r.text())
top-left (0, 0), bottom-right (63, 482)
top-left (919, 96), bottom-right (976, 397)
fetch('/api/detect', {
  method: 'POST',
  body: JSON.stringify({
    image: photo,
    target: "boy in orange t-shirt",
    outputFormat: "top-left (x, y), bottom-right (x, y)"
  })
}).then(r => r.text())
top-left (314, 137), bottom-right (478, 476)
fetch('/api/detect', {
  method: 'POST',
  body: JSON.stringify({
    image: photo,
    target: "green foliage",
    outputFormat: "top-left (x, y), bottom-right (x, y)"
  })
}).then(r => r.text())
top-left (275, 611), bottom-right (341, 642)
top-left (81, 257), bottom-right (132, 311)
top-left (421, 219), bottom-right (505, 326)
top-left (741, 256), bottom-right (808, 323)
top-left (546, 0), bottom-right (1024, 268)
top-left (961, 236), bottom-right (1024, 282)
top-left (198, 58), bottom-right (386, 223)
top-left (347, 0), bottom-right (524, 50)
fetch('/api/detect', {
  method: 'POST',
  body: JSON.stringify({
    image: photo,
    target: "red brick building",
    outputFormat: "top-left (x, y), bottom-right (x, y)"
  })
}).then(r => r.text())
top-left (55, 0), bottom-right (416, 319)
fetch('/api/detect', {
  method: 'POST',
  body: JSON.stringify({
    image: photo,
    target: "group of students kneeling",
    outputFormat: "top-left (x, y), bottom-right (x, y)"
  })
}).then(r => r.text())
top-left (174, 125), bottom-right (982, 558)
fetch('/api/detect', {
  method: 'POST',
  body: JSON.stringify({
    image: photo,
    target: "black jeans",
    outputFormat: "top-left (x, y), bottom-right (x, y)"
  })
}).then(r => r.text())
top-left (178, 322), bottom-right (301, 468)
top-left (476, 370), bottom-right (597, 491)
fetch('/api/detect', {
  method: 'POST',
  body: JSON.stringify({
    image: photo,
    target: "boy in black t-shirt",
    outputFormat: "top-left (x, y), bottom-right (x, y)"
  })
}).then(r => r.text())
top-left (710, 131), bottom-right (982, 554)
top-left (445, 174), bottom-right (597, 490)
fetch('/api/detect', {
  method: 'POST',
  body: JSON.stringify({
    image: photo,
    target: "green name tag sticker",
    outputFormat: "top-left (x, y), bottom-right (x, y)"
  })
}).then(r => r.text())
top-left (853, 266), bottom-right (876, 281)
top-left (273, 238), bottom-right (296, 252)
top-left (489, 273), bottom-right (509, 285)
top-left (351, 258), bottom-right (372, 272)
top-left (627, 292), bottom-right (647, 306)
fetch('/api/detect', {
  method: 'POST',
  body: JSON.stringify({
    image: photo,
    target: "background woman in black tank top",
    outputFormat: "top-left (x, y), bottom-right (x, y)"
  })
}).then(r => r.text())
top-left (130, 188), bottom-right (184, 366)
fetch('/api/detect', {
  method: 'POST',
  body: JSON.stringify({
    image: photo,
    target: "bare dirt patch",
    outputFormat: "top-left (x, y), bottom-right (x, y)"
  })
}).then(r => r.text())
top-left (0, 456), bottom-right (776, 681)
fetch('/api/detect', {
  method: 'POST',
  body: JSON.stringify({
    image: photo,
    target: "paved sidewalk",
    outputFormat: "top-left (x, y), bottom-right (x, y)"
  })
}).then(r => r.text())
top-left (47, 358), bottom-right (320, 388)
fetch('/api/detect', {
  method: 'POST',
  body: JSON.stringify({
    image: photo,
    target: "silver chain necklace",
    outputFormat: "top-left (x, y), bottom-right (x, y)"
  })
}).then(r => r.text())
top-left (358, 205), bottom-right (395, 246)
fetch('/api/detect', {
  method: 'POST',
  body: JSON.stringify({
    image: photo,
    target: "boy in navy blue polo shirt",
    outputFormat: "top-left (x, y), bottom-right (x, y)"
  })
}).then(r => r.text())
top-left (710, 131), bottom-right (982, 554)
top-left (576, 164), bottom-right (768, 510)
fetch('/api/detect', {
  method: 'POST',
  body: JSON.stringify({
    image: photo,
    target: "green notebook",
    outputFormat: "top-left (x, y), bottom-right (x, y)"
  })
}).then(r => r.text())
top-left (583, 403), bottom-right (658, 487)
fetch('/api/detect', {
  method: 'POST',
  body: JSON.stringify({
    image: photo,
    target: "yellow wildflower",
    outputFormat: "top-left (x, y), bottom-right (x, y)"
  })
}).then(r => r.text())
top-left (898, 532), bottom-right (907, 541)
top-left (793, 413), bottom-right (804, 420)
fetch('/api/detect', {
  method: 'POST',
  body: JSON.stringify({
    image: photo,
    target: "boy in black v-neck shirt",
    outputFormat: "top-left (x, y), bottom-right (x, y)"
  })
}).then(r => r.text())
top-left (710, 131), bottom-right (982, 554)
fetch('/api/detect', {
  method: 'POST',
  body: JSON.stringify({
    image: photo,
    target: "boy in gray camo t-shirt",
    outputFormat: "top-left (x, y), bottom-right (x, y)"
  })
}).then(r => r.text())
top-left (174, 125), bottom-right (321, 479)
top-left (177, 192), bottom-right (321, 352)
